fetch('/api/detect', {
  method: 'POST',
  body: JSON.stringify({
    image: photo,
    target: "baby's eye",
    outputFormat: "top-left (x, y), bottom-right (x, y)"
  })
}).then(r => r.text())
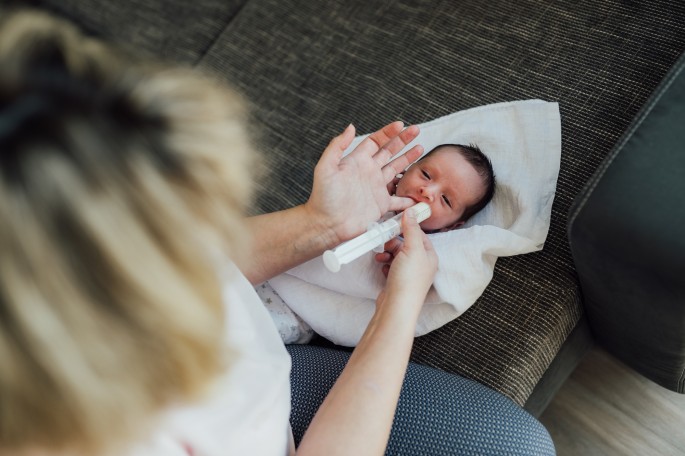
top-left (442, 195), bottom-right (452, 208)
top-left (421, 170), bottom-right (430, 179)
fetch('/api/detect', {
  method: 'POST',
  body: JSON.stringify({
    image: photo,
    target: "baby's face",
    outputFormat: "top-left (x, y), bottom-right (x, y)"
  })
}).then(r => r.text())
top-left (395, 146), bottom-right (486, 231)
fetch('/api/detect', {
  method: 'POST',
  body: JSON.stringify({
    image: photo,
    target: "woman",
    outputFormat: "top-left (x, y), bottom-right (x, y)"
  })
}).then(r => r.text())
top-left (2, 8), bottom-right (560, 455)
top-left (0, 10), bottom-right (435, 456)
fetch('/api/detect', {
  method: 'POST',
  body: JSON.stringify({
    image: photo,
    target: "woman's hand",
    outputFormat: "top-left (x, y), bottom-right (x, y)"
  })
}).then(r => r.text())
top-left (243, 121), bottom-right (422, 284)
top-left (376, 210), bottom-right (438, 315)
top-left (298, 210), bottom-right (437, 456)
top-left (305, 122), bottom-right (423, 246)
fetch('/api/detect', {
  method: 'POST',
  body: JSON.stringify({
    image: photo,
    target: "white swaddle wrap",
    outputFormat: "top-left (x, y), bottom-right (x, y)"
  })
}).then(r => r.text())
top-left (268, 100), bottom-right (562, 347)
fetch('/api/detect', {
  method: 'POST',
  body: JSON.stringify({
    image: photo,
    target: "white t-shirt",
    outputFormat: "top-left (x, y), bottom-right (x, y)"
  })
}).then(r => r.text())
top-left (127, 262), bottom-right (293, 456)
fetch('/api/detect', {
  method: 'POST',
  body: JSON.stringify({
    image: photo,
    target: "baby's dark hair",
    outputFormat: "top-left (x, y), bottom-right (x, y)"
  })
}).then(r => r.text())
top-left (421, 143), bottom-right (496, 223)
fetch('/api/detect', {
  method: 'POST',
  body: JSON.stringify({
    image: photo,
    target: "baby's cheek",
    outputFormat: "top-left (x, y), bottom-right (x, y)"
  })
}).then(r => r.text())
top-left (420, 215), bottom-right (441, 231)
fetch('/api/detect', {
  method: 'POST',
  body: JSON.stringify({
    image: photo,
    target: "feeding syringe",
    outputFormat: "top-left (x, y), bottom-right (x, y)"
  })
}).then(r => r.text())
top-left (322, 202), bottom-right (431, 273)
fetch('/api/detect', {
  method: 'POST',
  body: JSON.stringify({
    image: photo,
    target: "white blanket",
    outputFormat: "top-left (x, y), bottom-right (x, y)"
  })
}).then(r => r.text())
top-left (269, 100), bottom-right (562, 347)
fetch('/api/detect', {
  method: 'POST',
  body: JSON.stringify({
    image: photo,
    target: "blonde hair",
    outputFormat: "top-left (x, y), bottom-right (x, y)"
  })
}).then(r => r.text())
top-left (0, 10), bottom-right (256, 455)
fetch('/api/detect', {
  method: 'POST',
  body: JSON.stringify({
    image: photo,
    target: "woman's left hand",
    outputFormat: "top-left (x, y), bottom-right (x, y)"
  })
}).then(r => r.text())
top-left (305, 121), bottom-right (423, 246)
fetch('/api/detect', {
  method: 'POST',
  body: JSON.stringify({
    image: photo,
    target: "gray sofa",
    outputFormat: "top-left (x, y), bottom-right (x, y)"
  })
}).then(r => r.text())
top-left (30, 0), bottom-right (685, 419)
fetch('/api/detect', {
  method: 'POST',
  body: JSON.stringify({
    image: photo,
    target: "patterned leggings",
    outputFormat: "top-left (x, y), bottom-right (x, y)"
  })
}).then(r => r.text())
top-left (287, 345), bottom-right (556, 455)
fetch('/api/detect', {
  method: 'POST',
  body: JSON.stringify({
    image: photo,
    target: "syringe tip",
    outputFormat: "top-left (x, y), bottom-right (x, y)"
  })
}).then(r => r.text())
top-left (410, 202), bottom-right (432, 222)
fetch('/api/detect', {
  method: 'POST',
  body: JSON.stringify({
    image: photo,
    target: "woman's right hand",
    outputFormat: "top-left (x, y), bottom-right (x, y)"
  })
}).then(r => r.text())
top-left (376, 210), bottom-right (438, 316)
top-left (299, 201), bottom-right (437, 456)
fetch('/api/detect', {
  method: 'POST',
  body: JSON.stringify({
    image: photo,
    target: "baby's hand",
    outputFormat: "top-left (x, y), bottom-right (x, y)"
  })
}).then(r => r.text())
top-left (374, 237), bottom-right (404, 278)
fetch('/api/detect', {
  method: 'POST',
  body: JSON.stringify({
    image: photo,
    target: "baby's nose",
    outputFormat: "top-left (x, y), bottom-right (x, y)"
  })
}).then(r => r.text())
top-left (419, 186), bottom-right (435, 202)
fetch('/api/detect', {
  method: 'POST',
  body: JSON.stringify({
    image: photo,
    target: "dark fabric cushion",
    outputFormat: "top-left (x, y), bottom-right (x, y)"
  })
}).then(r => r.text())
top-left (568, 52), bottom-right (685, 393)
top-left (196, 0), bottom-right (685, 405)
top-left (33, 0), bottom-right (250, 65)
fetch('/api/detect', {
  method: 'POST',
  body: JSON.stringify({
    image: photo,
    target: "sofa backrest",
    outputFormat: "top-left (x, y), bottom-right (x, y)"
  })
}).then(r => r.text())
top-left (569, 51), bottom-right (685, 394)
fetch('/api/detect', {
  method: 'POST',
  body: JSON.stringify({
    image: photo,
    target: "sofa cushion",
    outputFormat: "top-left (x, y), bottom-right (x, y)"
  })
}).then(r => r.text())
top-left (569, 51), bottom-right (685, 393)
top-left (196, 0), bottom-right (685, 405)
top-left (35, 0), bottom-right (250, 65)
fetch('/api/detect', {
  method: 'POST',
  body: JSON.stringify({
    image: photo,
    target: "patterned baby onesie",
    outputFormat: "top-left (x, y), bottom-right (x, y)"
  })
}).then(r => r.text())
top-left (255, 281), bottom-right (314, 344)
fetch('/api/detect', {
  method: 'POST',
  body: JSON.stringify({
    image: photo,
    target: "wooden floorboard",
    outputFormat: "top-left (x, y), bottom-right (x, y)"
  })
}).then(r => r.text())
top-left (540, 347), bottom-right (685, 456)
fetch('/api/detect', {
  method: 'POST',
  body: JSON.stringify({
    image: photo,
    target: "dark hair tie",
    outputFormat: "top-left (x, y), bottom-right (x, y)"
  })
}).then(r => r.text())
top-left (0, 94), bottom-right (53, 142)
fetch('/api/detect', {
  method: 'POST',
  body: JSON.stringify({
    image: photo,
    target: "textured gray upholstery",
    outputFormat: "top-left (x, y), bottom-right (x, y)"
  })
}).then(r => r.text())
top-left (35, 0), bottom-right (249, 64)
top-left (196, 0), bottom-right (685, 405)
top-left (30, 0), bottom-right (685, 406)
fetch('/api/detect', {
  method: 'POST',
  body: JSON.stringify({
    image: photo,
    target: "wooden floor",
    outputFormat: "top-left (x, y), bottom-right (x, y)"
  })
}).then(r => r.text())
top-left (540, 347), bottom-right (685, 456)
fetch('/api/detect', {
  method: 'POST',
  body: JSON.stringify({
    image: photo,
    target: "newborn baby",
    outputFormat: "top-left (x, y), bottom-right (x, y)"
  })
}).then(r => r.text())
top-left (259, 143), bottom-right (496, 343)
top-left (392, 143), bottom-right (495, 232)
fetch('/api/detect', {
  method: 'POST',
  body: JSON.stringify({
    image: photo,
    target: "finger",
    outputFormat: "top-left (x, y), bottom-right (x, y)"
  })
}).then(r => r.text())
top-left (319, 124), bottom-right (356, 168)
top-left (400, 209), bottom-right (424, 250)
top-left (422, 230), bottom-right (436, 253)
top-left (367, 121), bottom-right (404, 149)
top-left (373, 125), bottom-right (420, 165)
top-left (382, 264), bottom-right (390, 278)
top-left (383, 237), bottom-right (404, 256)
top-left (374, 251), bottom-right (392, 263)
top-left (388, 195), bottom-right (416, 213)
top-left (382, 144), bottom-right (423, 183)
top-left (350, 121), bottom-right (403, 157)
